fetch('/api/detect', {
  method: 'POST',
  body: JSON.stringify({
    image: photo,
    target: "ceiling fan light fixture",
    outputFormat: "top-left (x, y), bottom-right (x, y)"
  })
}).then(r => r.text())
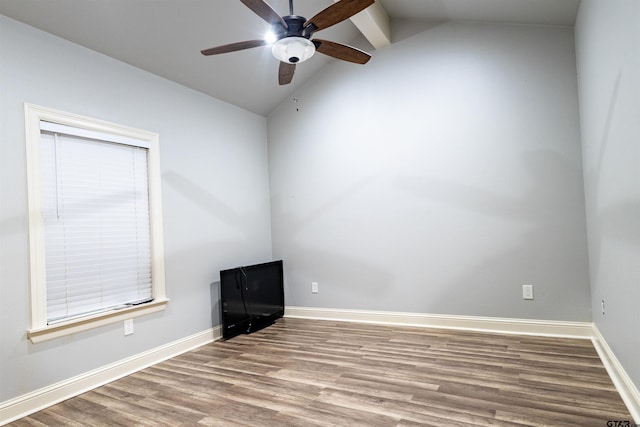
top-left (272, 36), bottom-right (315, 64)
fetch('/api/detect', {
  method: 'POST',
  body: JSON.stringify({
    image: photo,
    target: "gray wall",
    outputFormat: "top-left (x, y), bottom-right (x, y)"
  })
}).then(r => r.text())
top-left (575, 0), bottom-right (640, 389)
top-left (0, 16), bottom-right (272, 402)
top-left (268, 22), bottom-right (592, 321)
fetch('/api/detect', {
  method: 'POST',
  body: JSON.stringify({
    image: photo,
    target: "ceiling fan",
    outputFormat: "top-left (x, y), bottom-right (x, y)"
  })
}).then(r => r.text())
top-left (201, 0), bottom-right (374, 85)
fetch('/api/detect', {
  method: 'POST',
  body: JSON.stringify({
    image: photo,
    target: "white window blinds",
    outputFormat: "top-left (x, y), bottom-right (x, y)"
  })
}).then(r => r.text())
top-left (39, 123), bottom-right (153, 324)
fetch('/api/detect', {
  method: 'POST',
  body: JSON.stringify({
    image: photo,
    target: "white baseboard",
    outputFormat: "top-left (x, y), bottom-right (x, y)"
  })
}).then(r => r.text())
top-left (0, 326), bottom-right (221, 426)
top-left (592, 326), bottom-right (640, 423)
top-left (285, 306), bottom-right (594, 338)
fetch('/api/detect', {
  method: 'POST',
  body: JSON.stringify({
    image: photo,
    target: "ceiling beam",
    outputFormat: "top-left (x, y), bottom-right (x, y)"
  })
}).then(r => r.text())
top-left (338, 0), bottom-right (391, 49)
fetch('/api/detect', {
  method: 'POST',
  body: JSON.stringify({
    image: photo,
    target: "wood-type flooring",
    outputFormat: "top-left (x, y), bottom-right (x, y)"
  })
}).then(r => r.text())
top-left (10, 317), bottom-right (635, 426)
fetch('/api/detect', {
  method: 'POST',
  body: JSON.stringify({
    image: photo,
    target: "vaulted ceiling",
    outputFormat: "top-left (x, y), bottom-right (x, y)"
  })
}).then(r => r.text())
top-left (0, 0), bottom-right (580, 116)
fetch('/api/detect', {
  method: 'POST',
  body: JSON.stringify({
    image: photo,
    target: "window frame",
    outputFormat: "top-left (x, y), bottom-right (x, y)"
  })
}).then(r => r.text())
top-left (24, 103), bottom-right (168, 343)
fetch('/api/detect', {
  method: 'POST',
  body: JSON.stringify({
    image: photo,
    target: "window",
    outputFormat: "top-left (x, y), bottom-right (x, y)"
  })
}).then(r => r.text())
top-left (25, 104), bottom-right (168, 343)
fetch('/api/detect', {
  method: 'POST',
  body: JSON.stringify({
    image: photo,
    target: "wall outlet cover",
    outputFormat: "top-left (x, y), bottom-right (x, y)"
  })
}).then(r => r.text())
top-left (124, 318), bottom-right (134, 335)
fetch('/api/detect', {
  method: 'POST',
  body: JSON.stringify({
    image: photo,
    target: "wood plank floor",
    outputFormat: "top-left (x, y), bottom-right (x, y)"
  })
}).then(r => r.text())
top-left (10, 318), bottom-right (635, 426)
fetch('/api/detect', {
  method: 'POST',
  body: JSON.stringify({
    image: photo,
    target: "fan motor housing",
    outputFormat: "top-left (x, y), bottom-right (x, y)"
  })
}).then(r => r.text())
top-left (277, 15), bottom-right (313, 39)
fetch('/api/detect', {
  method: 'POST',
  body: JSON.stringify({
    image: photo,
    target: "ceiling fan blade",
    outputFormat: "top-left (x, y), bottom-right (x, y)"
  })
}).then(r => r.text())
top-left (305, 0), bottom-right (374, 32)
top-left (313, 39), bottom-right (371, 64)
top-left (279, 62), bottom-right (296, 85)
top-left (201, 39), bottom-right (268, 56)
top-left (239, 0), bottom-right (288, 29)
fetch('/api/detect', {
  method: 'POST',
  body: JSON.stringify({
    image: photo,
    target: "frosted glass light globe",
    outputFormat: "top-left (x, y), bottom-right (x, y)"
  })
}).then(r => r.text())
top-left (272, 37), bottom-right (315, 64)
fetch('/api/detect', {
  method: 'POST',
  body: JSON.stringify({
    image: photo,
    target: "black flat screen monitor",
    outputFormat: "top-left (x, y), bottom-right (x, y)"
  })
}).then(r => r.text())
top-left (220, 260), bottom-right (284, 340)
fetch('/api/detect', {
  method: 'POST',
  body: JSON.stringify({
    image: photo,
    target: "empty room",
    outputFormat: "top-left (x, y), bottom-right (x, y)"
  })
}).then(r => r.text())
top-left (0, 0), bottom-right (638, 425)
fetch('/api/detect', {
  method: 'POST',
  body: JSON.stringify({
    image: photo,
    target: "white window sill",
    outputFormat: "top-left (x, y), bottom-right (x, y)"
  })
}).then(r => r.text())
top-left (27, 298), bottom-right (169, 344)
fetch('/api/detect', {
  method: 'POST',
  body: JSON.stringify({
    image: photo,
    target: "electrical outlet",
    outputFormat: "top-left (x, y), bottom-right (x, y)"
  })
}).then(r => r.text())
top-left (601, 300), bottom-right (605, 315)
top-left (124, 318), bottom-right (134, 335)
top-left (522, 285), bottom-right (534, 300)
top-left (311, 282), bottom-right (318, 294)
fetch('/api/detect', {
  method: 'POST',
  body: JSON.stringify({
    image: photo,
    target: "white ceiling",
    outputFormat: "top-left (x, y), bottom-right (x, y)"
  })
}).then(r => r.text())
top-left (0, 0), bottom-right (580, 116)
